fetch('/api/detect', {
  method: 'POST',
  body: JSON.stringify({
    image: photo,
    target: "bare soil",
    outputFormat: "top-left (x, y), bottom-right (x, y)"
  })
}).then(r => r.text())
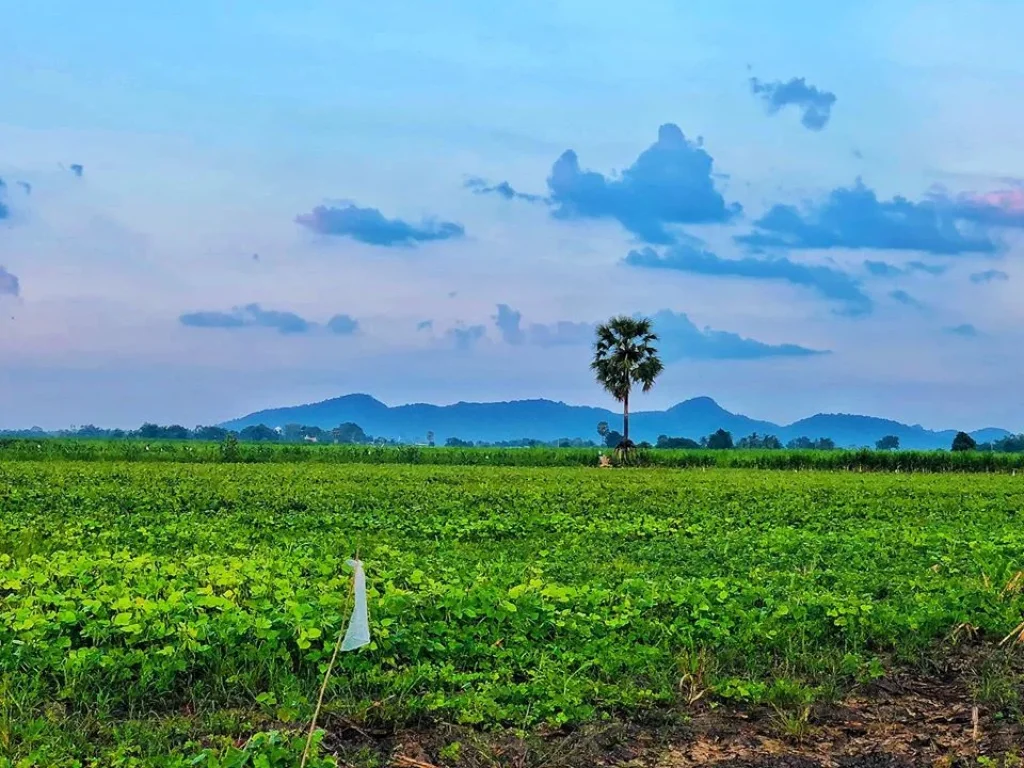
top-left (321, 649), bottom-right (1024, 768)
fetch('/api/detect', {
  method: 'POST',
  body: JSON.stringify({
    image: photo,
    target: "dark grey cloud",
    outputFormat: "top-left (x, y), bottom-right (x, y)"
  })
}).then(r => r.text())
top-left (888, 289), bottom-right (924, 309)
top-left (970, 269), bottom-right (1009, 284)
top-left (326, 314), bottom-right (359, 335)
top-left (864, 260), bottom-right (947, 277)
top-left (295, 203), bottom-right (465, 247)
top-left (492, 303), bottom-right (592, 347)
top-left (750, 76), bottom-right (837, 131)
top-left (465, 177), bottom-right (542, 203)
top-left (649, 309), bottom-right (827, 361)
top-left (945, 323), bottom-right (979, 337)
top-left (447, 324), bottom-right (486, 350)
top-left (476, 123), bottom-right (739, 244)
top-left (0, 266), bottom-right (19, 297)
top-left (738, 180), bottom-right (998, 255)
top-left (625, 243), bottom-right (872, 315)
top-left (179, 303), bottom-right (313, 335)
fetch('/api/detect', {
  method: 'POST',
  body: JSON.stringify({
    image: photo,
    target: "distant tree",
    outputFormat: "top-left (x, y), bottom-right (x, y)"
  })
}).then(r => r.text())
top-left (301, 426), bottom-right (325, 441)
top-left (427, 430), bottom-right (435, 448)
top-left (591, 316), bottom-right (663, 446)
top-left (239, 424), bottom-right (279, 442)
top-left (282, 423), bottom-right (306, 442)
top-left (331, 422), bottom-right (369, 444)
top-left (876, 435), bottom-right (900, 451)
top-left (445, 436), bottom-right (474, 448)
top-left (952, 431), bottom-right (977, 452)
top-left (637, 441), bottom-right (653, 449)
top-left (656, 435), bottom-right (701, 449)
top-left (604, 430), bottom-right (624, 448)
top-left (194, 425), bottom-right (229, 442)
top-left (993, 434), bottom-right (1024, 453)
top-left (137, 423), bottom-right (164, 439)
top-left (763, 435), bottom-right (783, 450)
top-left (597, 421), bottom-right (609, 439)
top-left (786, 436), bottom-right (814, 450)
top-left (705, 429), bottom-right (734, 450)
top-left (736, 432), bottom-right (760, 449)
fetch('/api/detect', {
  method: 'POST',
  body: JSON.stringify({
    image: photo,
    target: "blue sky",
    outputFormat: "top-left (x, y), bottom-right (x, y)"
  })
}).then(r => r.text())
top-left (2, 1), bottom-right (1023, 430)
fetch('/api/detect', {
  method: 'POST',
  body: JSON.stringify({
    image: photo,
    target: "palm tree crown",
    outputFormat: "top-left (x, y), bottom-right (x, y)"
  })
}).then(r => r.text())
top-left (591, 315), bottom-right (663, 444)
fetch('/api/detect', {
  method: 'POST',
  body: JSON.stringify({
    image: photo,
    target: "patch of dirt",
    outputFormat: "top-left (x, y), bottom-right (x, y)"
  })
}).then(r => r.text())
top-left (322, 649), bottom-right (1024, 767)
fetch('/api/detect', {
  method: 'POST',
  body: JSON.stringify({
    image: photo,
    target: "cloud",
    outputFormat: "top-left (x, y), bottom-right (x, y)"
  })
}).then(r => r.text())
top-left (179, 303), bottom-right (313, 335)
top-left (949, 187), bottom-right (1024, 228)
top-left (326, 314), bottom-right (359, 335)
top-left (944, 323), bottom-right (979, 337)
top-left (295, 203), bottom-right (465, 246)
top-left (649, 309), bottom-right (827, 361)
top-left (624, 243), bottom-right (872, 315)
top-left (738, 179), bottom-right (999, 255)
top-left (492, 303), bottom-right (592, 347)
top-left (17, 181), bottom-right (31, 195)
top-left (0, 178), bottom-right (7, 220)
top-left (970, 269), bottom-right (1009, 284)
top-left (478, 123), bottom-right (739, 244)
top-left (416, 319), bottom-right (433, 331)
top-left (888, 289), bottom-right (924, 309)
top-left (0, 266), bottom-right (19, 297)
top-left (446, 324), bottom-right (486, 350)
top-left (493, 304), bottom-right (525, 344)
top-left (68, 164), bottom-right (84, 177)
top-left (465, 177), bottom-right (542, 203)
top-left (749, 77), bottom-right (837, 131)
top-left (864, 260), bottom-right (947, 277)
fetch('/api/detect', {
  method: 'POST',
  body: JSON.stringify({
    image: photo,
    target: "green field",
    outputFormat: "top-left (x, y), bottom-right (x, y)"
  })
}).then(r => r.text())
top-left (2, 461), bottom-right (1024, 765)
top-left (4, 437), bottom-right (1024, 472)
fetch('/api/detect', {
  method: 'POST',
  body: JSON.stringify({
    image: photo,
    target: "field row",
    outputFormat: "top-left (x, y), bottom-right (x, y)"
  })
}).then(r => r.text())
top-left (3, 438), bottom-right (1024, 471)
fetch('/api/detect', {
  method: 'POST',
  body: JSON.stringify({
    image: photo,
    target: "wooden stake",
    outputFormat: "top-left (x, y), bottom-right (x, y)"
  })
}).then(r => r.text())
top-left (300, 563), bottom-right (358, 768)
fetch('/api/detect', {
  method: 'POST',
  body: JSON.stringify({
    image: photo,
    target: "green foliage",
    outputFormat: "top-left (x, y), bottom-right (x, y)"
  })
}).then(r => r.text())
top-left (876, 435), bottom-right (900, 451)
top-left (591, 315), bottom-right (663, 441)
top-left (704, 429), bottom-right (734, 450)
top-left (953, 431), bottom-right (978, 452)
top-left (3, 462), bottom-right (1024, 763)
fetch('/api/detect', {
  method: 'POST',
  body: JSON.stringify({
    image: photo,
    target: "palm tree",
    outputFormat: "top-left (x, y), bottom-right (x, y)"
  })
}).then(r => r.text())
top-left (591, 315), bottom-right (663, 446)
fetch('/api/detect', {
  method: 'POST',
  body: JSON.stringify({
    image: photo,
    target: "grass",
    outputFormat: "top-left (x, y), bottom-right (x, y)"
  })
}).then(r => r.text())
top-left (2, 461), bottom-right (1024, 764)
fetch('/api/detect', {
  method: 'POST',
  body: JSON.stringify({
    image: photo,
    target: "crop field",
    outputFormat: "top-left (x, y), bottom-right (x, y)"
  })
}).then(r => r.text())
top-left (4, 438), bottom-right (1024, 472)
top-left (3, 461), bottom-right (1024, 766)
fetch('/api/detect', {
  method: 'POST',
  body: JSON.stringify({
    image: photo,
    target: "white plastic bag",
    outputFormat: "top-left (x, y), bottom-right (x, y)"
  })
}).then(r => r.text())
top-left (341, 558), bottom-right (371, 651)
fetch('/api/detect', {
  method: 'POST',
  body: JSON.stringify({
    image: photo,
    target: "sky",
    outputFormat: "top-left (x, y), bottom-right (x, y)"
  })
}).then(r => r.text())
top-left (2, 1), bottom-right (1024, 431)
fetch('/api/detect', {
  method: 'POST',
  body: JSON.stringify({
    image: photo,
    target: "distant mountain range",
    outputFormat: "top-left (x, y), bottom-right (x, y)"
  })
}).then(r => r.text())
top-left (220, 394), bottom-right (1012, 450)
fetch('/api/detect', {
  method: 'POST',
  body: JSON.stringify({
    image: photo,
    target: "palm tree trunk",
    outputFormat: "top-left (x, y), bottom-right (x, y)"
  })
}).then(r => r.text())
top-left (623, 390), bottom-right (630, 443)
